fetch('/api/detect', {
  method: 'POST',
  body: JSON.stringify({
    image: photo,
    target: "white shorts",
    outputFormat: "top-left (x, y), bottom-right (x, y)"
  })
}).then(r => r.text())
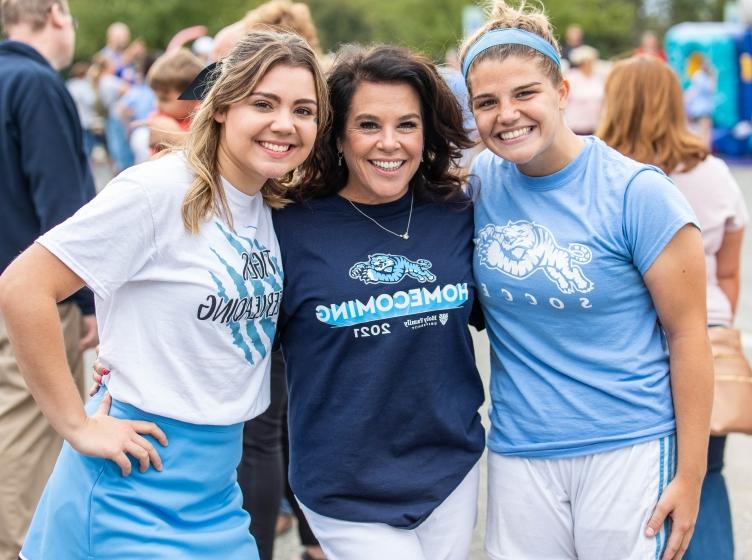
top-left (297, 461), bottom-right (480, 560)
top-left (486, 435), bottom-right (676, 560)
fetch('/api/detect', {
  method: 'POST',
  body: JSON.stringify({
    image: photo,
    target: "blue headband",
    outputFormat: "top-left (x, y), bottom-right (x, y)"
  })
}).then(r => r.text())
top-left (462, 28), bottom-right (561, 79)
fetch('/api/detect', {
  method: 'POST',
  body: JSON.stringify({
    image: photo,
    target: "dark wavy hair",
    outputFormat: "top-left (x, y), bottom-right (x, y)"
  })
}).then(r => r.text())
top-left (296, 44), bottom-right (474, 201)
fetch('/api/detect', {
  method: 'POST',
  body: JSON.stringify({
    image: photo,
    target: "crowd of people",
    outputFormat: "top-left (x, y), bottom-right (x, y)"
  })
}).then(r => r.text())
top-left (0, 0), bottom-right (748, 560)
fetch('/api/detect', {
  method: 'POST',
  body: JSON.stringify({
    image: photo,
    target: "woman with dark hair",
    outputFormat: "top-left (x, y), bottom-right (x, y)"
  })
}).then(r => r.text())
top-left (273, 44), bottom-right (485, 559)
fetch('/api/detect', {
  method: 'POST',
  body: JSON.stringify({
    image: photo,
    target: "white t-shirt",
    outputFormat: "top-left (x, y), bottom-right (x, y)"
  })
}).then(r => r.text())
top-left (671, 155), bottom-right (749, 326)
top-left (564, 69), bottom-right (604, 135)
top-left (38, 153), bottom-right (282, 424)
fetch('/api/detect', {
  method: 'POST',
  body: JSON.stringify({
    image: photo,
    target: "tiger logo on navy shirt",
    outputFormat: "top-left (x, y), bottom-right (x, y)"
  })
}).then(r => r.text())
top-left (349, 253), bottom-right (436, 285)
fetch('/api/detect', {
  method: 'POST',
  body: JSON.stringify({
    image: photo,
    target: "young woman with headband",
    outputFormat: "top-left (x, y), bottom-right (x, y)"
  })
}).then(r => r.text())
top-left (0, 30), bottom-right (328, 560)
top-left (460, 2), bottom-right (713, 559)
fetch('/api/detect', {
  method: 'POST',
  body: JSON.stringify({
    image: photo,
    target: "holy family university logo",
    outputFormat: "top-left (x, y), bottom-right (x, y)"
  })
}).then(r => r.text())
top-left (476, 220), bottom-right (595, 295)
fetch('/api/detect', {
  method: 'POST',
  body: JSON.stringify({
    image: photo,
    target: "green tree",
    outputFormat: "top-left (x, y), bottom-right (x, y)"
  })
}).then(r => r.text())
top-left (69, 0), bottom-right (251, 58)
top-left (67, 0), bottom-right (727, 64)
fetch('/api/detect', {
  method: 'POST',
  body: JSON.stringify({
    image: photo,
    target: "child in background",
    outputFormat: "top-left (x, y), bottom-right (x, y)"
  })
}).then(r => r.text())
top-left (66, 62), bottom-right (100, 158)
top-left (117, 56), bottom-right (157, 164)
top-left (144, 48), bottom-right (203, 152)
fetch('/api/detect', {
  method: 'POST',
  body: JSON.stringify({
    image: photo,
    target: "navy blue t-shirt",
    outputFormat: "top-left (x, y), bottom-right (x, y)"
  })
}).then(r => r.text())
top-left (273, 189), bottom-right (485, 528)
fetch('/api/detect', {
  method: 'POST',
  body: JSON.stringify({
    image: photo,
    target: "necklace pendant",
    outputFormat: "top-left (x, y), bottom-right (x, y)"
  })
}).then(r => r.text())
top-left (402, 233), bottom-right (410, 240)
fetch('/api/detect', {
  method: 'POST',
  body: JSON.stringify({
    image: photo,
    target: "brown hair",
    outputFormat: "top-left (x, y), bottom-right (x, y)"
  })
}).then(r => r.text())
top-left (147, 49), bottom-right (205, 93)
top-left (242, 0), bottom-right (320, 54)
top-left (459, 0), bottom-right (562, 90)
top-left (1, 0), bottom-right (67, 32)
top-left (597, 55), bottom-right (708, 174)
top-left (296, 44), bottom-right (473, 202)
top-left (181, 29), bottom-right (330, 233)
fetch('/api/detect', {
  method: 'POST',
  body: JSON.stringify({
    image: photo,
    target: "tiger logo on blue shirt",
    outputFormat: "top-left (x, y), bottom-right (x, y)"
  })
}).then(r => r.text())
top-left (349, 253), bottom-right (436, 285)
top-left (477, 221), bottom-right (594, 294)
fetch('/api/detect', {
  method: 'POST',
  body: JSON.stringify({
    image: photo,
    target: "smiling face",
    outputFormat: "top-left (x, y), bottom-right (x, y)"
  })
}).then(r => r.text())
top-left (214, 64), bottom-right (319, 195)
top-left (468, 56), bottom-right (574, 176)
top-left (337, 81), bottom-right (424, 204)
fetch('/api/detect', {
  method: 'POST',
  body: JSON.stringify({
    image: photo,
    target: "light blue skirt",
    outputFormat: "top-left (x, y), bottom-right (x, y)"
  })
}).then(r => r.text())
top-left (20, 389), bottom-right (259, 559)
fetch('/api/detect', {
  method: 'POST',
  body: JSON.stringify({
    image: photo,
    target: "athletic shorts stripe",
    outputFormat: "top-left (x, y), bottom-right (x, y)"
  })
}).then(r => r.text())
top-left (655, 436), bottom-right (666, 560)
top-left (654, 434), bottom-right (677, 560)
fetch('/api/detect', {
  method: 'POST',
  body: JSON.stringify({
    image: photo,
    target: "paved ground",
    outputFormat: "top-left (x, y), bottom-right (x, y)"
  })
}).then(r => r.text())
top-left (271, 164), bottom-right (752, 559)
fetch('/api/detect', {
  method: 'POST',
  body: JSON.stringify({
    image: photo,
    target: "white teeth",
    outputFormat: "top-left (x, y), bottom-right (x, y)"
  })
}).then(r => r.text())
top-left (260, 141), bottom-right (291, 153)
top-left (500, 127), bottom-right (533, 141)
top-left (371, 160), bottom-right (404, 171)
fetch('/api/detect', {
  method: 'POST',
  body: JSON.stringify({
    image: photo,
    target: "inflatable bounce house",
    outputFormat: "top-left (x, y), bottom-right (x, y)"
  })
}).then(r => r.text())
top-left (666, 19), bottom-right (752, 155)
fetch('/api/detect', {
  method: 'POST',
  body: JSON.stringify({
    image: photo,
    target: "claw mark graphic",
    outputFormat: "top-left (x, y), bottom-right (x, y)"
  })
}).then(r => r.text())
top-left (208, 270), bottom-right (255, 365)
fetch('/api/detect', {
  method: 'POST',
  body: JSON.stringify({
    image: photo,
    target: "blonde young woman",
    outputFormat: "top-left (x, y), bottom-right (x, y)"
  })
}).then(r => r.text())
top-left (598, 55), bottom-right (748, 560)
top-left (459, 2), bottom-right (714, 559)
top-left (0, 30), bottom-right (328, 560)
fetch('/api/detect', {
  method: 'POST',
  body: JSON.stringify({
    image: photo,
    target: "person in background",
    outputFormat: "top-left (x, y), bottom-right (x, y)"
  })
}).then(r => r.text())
top-left (143, 48), bottom-right (203, 152)
top-left (212, 0), bottom-right (320, 60)
top-left (635, 30), bottom-right (667, 62)
top-left (96, 52), bottom-right (133, 172)
top-left (99, 21), bottom-right (144, 83)
top-left (564, 45), bottom-right (604, 135)
top-left (684, 53), bottom-right (715, 148)
top-left (438, 48), bottom-right (479, 167)
top-left (0, 1), bottom-right (97, 558)
top-left (561, 23), bottom-right (583, 67)
top-left (598, 54), bottom-right (748, 560)
top-left (117, 54), bottom-right (157, 164)
top-left (192, 35), bottom-right (215, 65)
top-left (66, 61), bottom-right (99, 158)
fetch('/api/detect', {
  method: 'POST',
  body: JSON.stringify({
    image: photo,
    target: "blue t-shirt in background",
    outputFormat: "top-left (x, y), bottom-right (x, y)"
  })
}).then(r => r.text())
top-left (472, 137), bottom-right (698, 458)
top-left (273, 190), bottom-right (485, 528)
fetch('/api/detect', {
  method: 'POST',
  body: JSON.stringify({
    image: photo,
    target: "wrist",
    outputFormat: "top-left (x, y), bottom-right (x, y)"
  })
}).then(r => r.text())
top-left (58, 411), bottom-right (88, 445)
top-left (674, 467), bottom-right (706, 485)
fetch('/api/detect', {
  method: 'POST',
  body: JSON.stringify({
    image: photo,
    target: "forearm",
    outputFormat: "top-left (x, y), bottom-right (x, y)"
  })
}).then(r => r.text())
top-left (717, 274), bottom-right (740, 316)
top-left (1, 287), bottom-right (87, 439)
top-left (0, 247), bottom-right (88, 442)
top-left (149, 128), bottom-right (188, 151)
top-left (667, 328), bottom-right (714, 482)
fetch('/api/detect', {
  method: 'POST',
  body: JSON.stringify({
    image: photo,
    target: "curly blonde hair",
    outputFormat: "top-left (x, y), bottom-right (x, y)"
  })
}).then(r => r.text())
top-left (181, 29), bottom-right (330, 233)
top-left (242, 0), bottom-right (320, 54)
top-left (459, 0), bottom-right (562, 89)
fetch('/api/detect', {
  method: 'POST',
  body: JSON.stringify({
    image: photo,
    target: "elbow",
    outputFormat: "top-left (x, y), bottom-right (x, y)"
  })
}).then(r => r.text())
top-left (0, 267), bottom-right (23, 314)
top-left (0, 255), bottom-right (40, 314)
top-left (0, 269), bottom-right (15, 314)
top-left (716, 271), bottom-right (740, 284)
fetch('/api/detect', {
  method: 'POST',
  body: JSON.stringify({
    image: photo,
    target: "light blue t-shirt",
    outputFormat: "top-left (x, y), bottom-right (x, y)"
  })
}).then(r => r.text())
top-left (472, 137), bottom-right (698, 458)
